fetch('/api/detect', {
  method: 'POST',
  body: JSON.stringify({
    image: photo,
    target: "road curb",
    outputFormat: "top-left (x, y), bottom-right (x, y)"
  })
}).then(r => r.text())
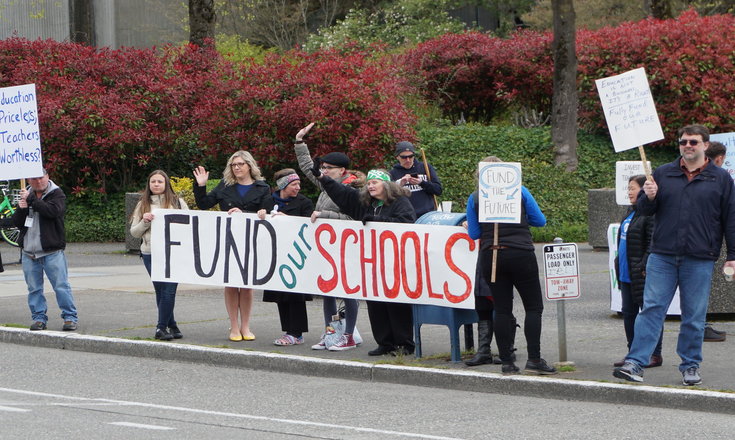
top-left (3, 327), bottom-right (735, 414)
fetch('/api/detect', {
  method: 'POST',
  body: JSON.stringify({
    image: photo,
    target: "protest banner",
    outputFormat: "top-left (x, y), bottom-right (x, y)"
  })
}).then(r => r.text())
top-left (0, 84), bottom-right (43, 180)
top-left (607, 223), bottom-right (680, 315)
top-left (150, 210), bottom-right (477, 309)
top-left (615, 161), bottom-right (651, 205)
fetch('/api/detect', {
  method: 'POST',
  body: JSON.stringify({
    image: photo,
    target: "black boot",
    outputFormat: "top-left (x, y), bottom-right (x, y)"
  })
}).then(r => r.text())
top-left (508, 315), bottom-right (519, 363)
top-left (465, 320), bottom-right (493, 366)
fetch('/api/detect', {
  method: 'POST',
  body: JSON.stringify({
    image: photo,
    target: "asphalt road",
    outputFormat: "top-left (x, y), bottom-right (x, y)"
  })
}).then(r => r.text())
top-left (2, 343), bottom-right (735, 439)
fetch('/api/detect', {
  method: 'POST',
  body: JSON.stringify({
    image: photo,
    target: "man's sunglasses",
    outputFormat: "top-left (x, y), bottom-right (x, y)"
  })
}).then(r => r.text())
top-left (678, 139), bottom-right (701, 146)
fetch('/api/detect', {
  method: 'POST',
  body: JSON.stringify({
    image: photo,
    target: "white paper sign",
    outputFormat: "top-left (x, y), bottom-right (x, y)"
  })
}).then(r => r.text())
top-left (710, 132), bottom-right (735, 182)
top-left (595, 67), bottom-right (664, 152)
top-left (0, 84), bottom-right (43, 179)
top-left (607, 223), bottom-right (680, 314)
top-left (615, 161), bottom-right (650, 205)
top-left (150, 210), bottom-right (477, 309)
top-left (543, 243), bottom-right (580, 300)
top-left (477, 162), bottom-right (522, 224)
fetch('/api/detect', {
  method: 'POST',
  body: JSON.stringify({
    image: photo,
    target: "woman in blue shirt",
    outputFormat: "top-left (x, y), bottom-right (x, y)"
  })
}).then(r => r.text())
top-left (614, 175), bottom-right (663, 368)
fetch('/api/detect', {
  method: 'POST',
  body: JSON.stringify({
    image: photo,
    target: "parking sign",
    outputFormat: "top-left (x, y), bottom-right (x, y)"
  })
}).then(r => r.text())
top-left (543, 243), bottom-right (580, 300)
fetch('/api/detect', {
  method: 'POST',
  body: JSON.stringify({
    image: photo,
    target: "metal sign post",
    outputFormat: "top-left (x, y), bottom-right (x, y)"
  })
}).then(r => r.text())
top-left (543, 238), bottom-right (580, 364)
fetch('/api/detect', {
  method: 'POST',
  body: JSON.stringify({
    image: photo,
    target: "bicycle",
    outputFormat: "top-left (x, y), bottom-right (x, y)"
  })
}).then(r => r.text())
top-left (0, 180), bottom-right (21, 247)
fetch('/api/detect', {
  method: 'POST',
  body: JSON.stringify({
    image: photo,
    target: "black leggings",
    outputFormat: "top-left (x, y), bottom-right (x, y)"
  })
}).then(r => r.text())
top-left (481, 247), bottom-right (544, 362)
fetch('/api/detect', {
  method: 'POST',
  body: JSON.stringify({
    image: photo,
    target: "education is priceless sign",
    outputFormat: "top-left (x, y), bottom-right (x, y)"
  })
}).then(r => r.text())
top-left (150, 210), bottom-right (477, 309)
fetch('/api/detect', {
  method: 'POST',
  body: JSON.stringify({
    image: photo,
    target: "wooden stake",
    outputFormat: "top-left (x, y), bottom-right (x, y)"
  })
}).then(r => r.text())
top-left (638, 145), bottom-right (652, 181)
top-left (491, 223), bottom-right (499, 283)
top-left (419, 147), bottom-right (439, 211)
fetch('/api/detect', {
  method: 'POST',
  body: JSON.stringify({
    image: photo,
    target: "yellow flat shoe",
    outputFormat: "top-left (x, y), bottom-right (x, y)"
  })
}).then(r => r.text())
top-left (229, 334), bottom-right (243, 342)
top-left (242, 333), bottom-right (256, 341)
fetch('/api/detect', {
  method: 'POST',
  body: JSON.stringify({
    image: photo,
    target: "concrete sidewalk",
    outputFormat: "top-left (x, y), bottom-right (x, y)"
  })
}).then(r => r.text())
top-left (2, 242), bottom-right (735, 413)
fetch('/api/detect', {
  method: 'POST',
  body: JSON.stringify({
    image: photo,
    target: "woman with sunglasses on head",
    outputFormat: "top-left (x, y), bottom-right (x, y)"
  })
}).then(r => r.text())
top-left (193, 151), bottom-right (274, 342)
top-left (294, 123), bottom-right (366, 351)
top-left (257, 168), bottom-right (314, 346)
top-left (313, 162), bottom-right (416, 356)
top-left (130, 170), bottom-right (189, 341)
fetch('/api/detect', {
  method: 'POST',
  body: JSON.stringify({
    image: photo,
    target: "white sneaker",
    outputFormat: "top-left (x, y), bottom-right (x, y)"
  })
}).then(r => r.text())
top-left (311, 333), bottom-right (327, 350)
top-left (327, 333), bottom-right (357, 351)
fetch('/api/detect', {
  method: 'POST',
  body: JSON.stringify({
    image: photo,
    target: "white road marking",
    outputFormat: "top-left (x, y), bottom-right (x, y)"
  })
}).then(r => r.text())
top-left (0, 387), bottom-right (462, 439)
top-left (109, 421), bottom-right (175, 431)
top-left (0, 405), bottom-right (30, 412)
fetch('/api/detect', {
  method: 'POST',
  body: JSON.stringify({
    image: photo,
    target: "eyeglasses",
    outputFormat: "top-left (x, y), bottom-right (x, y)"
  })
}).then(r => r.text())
top-left (399, 154), bottom-right (414, 160)
top-left (231, 162), bottom-right (247, 169)
top-left (678, 139), bottom-right (701, 146)
top-left (320, 165), bottom-right (341, 171)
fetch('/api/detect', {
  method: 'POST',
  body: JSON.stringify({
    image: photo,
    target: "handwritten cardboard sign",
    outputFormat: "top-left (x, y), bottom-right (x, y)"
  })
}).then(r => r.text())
top-left (150, 210), bottom-right (477, 309)
top-left (477, 162), bottom-right (522, 224)
top-left (0, 84), bottom-right (43, 180)
top-left (710, 132), bottom-right (735, 182)
top-left (595, 67), bottom-right (664, 152)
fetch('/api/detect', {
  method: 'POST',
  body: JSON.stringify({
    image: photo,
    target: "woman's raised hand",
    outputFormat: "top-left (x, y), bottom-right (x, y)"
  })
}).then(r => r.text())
top-left (193, 166), bottom-right (209, 187)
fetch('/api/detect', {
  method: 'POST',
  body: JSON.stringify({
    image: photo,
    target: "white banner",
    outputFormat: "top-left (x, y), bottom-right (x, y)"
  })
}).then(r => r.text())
top-left (0, 83), bottom-right (43, 180)
top-left (477, 162), bottom-right (522, 224)
top-left (151, 210), bottom-right (477, 309)
top-left (595, 67), bottom-right (664, 152)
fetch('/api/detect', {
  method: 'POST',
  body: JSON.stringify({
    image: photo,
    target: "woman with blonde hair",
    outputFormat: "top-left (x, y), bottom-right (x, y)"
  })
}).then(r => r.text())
top-left (193, 151), bottom-right (274, 342)
top-left (130, 170), bottom-right (189, 341)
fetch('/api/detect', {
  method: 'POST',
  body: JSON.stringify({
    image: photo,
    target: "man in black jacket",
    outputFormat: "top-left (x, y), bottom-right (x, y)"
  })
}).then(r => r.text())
top-left (12, 168), bottom-right (78, 331)
top-left (613, 125), bottom-right (735, 386)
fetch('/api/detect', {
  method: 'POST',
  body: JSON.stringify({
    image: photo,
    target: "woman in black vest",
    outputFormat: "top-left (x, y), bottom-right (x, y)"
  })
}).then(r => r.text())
top-left (465, 156), bottom-right (556, 375)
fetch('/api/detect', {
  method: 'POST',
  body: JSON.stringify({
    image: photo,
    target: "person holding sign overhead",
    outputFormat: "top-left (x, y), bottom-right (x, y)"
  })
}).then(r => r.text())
top-left (193, 151), bottom-right (274, 342)
top-left (258, 168), bottom-right (314, 347)
top-left (313, 163), bottom-right (416, 356)
top-left (613, 125), bottom-right (735, 386)
top-left (465, 156), bottom-right (556, 375)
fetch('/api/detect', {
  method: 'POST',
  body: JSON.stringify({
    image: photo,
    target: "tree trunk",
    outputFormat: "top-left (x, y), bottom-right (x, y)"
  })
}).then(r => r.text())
top-left (551, 0), bottom-right (578, 172)
top-left (189, 0), bottom-right (216, 47)
top-left (647, 0), bottom-right (675, 19)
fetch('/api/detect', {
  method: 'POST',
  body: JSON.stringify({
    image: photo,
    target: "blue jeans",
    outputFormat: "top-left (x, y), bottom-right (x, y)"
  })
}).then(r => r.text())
top-left (22, 250), bottom-right (77, 323)
top-left (626, 253), bottom-right (714, 372)
top-left (620, 281), bottom-right (662, 357)
top-left (141, 254), bottom-right (178, 330)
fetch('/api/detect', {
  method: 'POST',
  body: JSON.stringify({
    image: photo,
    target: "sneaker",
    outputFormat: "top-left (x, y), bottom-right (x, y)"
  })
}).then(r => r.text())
top-left (29, 321), bottom-right (47, 331)
top-left (704, 325), bottom-right (726, 342)
top-left (646, 354), bottom-right (663, 368)
top-left (613, 361), bottom-right (644, 383)
top-left (155, 328), bottom-right (174, 341)
top-left (501, 362), bottom-right (520, 374)
top-left (168, 326), bottom-right (183, 339)
top-left (311, 333), bottom-right (327, 350)
top-left (274, 334), bottom-right (304, 346)
top-left (62, 321), bottom-right (77, 331)
top-left (613, 358), bottom-right (626, 367)
top-left (328, 333), bottom-right (357, 351)
top-left (524, 358), bottom-right (558, 375)
top-left (682, 366), bottom-right (702, 386)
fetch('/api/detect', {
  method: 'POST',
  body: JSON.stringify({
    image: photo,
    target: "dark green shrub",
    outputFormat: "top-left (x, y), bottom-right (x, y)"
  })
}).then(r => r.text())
top-left (65, 192), bottom-right (126, 242)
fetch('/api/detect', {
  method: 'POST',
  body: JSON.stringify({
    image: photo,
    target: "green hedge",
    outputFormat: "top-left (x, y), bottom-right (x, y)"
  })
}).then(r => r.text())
top-left (65, 192), bottom-right (126, 242)
top-left (414, 122), bottom-right (678, 242)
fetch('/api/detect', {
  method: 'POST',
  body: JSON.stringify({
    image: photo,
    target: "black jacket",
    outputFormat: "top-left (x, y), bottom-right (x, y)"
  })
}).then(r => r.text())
top-left (320, 176), bottom-right (416, 224)
top-left (615, 209), bottom-right (654, 305)
top-left (12, 186), bottom-right (67, 252)
top-left (638, 157), bottom-right (735, 260)
top-left (263, 192), bottom-right (314, 303)
top-left (389, 161), bottom-right (442, 218)
top-left (193, 180), bottom-right (274, 213)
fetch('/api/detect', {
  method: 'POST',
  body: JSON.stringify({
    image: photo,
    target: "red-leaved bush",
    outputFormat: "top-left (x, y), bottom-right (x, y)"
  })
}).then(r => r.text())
top-left (404, 10), bottom-right (735, 141)
top-left (0, 38), bottom-right (415, 193)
